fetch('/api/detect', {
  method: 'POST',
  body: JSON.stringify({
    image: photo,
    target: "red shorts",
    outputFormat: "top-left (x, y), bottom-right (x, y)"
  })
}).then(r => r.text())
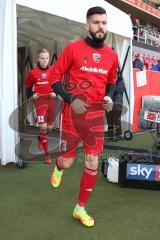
top-left (33, 95), bottom-right (55, 125)
top-left (60, 104), bottom-right (105, 157)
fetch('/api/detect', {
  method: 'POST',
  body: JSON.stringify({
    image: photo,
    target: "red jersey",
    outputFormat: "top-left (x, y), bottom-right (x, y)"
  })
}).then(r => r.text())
top-left (26, 66), bottom-right (54, 95)
top-left (50, 39), bottom-right (118, 103)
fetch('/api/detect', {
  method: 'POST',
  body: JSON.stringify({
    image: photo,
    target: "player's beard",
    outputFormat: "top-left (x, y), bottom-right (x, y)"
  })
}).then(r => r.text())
top-left (89, 30), bottom-right (107, 44)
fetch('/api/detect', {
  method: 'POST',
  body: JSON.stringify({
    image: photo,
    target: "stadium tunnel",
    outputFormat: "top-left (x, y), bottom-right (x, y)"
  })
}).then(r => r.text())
top-left (0, 0), bottom-right (133, 165)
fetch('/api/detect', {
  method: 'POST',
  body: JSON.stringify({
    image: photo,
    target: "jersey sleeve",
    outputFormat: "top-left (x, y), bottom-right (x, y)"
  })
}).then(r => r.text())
top-left (107, 52), bottom-right (118, 85)
top-left (26, 71), bottom-right (33, 88)
top-left (49, 44), bottom-right (73, 86)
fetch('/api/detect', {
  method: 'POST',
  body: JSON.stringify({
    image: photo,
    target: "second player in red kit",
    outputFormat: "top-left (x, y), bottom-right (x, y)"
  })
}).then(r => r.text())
top-left (26, 48), bottom-right (56, 164)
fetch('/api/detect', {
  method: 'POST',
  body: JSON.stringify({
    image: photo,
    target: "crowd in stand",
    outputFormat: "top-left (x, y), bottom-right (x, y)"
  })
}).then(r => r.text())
top-left (129, 14), bottom-right (160, 47)
top-left (142, 0), bottom-right (160, 10)
top-left (133, 51), bottom-right (160, 70)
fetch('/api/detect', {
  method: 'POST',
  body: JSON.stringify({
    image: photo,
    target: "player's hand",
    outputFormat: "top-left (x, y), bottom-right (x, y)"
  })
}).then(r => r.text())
top-left (71, 98), bottom-right (90, 114)
top-left (50, 92), bottom-right (56, 98)
top-left (32, 93), bottom-right (39, 100)
top-left (103, 96), bottom-right (113, 112)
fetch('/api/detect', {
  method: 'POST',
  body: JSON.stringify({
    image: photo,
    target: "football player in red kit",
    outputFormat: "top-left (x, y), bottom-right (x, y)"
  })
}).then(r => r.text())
top-left (50, 7), bottom-right (118, 226)
top-left (26, 48), bottom-right (56, 164)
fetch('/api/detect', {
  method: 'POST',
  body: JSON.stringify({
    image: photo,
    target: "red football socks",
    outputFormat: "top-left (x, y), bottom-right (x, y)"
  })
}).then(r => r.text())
top-left (39, 130), bottom-right (49, 155)
top-left (55, 158), bottom-right (63, 171)
top-left (77, 167), bottom-right (97, 207)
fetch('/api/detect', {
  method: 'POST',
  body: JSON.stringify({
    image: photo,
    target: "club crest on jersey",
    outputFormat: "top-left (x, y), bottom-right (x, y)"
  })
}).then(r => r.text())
top-left (93, 53), bottom-right (101, 63)
top-left (42, 73), bottom-right (47, 79)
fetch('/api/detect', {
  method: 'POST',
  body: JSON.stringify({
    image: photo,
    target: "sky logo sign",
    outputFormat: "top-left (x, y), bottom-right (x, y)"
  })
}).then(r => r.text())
top-left (126, 163), bottom-right (160, 181)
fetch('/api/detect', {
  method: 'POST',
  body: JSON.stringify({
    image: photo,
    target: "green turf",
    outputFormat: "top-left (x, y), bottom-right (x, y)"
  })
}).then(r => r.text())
top-left (105, 131), bottom-right (157, 151)
top-left (1, 133), bottom-right (160, 240)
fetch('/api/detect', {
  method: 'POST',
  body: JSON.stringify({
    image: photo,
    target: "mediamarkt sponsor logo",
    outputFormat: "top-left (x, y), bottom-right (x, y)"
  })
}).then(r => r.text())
top-left (80, 66), bottom-right (108, 74)
top-left (37, 81), bottom-right (49, 85)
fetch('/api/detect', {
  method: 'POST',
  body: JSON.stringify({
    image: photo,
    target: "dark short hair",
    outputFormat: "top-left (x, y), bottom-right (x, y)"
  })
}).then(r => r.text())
top-left (86, 6), bottom-right (106, 19)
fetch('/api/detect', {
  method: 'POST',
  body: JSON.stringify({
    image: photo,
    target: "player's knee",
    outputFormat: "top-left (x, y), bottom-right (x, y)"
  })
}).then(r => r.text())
top-left (60, 157), bottom-right (75, 169)
top-left (85, 154), bottom-right (99, 169)
top-left (40, 124), bottom-right (47, 131)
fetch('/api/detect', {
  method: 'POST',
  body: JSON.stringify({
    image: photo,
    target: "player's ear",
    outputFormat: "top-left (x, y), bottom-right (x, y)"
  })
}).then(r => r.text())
top-left (85, 22), bottom-right (89, 31)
